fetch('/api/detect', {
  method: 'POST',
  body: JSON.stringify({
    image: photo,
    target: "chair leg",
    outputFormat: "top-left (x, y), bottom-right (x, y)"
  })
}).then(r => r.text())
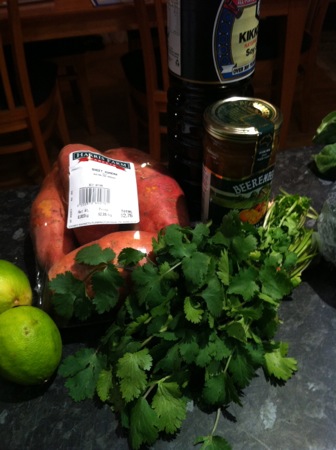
top-left (27, 116), bottom-right (52, 177)
top-left (55, 83), bottom-right (71, 145)
top-left (298, 62), bottom-right (316, 133)
top-left (72, 55), bottom-right (96, 135)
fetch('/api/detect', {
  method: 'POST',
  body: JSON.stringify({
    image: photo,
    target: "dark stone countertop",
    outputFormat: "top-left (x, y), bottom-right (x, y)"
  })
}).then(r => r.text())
top-left (0, 146), bottom-right (336, 450)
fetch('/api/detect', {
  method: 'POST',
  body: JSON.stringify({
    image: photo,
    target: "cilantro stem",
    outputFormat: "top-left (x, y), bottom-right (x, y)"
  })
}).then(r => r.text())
top-left (140, 324), bottom-right (168, 349)
top-left (164, 261), bottom-right (182, 274)
top-left (224, 354), bottom-right (233, 374)
top-left (143, 382), bottom-right (156, 400)
top-left (83, 263), bottom-right (108, 285)
top-left (144, 375), bottom-right (171, 399)
top-left (141, 335), bottom-right (154, 348)
top-left (210, 408), bottom-right (222, 436)
top-left (289, 230), bottom-right (314, 257)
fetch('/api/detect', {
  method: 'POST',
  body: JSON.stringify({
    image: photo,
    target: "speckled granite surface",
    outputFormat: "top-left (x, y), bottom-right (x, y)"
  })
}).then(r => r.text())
top-left (0, 147), bottom-right (336, 450)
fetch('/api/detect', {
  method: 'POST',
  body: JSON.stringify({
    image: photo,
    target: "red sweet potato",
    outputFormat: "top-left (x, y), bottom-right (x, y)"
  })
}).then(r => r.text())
top-left (56, 144), bottom-right (190, 246)
top-left (57, 143), bottom-right (119, 245)
top-left (105, 147), bottom-right (190, 233)
top-left (57, 143), bottom-right (98, 199)
top-left (30, 164), bottom-right (77, 272)
top-left (48, 229), bottom-right (156, 282)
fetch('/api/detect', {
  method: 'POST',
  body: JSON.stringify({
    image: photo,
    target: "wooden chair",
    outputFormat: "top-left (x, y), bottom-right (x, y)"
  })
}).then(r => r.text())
top-left (0, 0), bottom-right (70, 187)
top-left (296, 0), bottom-right (331, 131)
top-left (256, 0), bottom-right (330, 132)
top-left (120, 0), bottom-right (168, 161)
top-left (25, 35), bottom-right (105, 135)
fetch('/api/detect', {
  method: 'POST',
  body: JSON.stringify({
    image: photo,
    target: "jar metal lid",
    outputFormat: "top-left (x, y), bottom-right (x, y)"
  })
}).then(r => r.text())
top-left (203, 96), bottom-right (283, 141)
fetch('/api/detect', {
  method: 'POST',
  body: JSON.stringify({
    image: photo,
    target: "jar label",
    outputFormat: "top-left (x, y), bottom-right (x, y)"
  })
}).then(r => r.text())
top-left (167, 0), bottom-right (260, 83)
top-left (202, 165), bottom-right (274, 226)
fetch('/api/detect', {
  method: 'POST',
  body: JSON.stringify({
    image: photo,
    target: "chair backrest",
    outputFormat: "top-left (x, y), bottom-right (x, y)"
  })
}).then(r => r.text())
top-left (303, 0), bottom-right (330, 62)
top-left (0, 0), bottom-right (37, 121)
top-left (133, 0), bottom-right (168, 160)
top-left (134, 0), bottom-right (169, 94)
top-left (0, 0), bottom-right (55, 177)
top-left (306, 0), bottom-right (330, 35)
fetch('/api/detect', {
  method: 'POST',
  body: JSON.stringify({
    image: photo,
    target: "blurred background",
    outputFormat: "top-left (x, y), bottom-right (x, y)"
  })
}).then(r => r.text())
top-left (1, 0), bottom-right (336, 187)
top-left (59, 0), bottom-right (336, 150)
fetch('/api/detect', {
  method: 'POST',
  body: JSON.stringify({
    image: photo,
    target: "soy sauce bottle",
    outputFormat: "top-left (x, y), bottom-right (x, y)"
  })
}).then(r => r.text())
top-left (166, 0), bottom-right (261, 220)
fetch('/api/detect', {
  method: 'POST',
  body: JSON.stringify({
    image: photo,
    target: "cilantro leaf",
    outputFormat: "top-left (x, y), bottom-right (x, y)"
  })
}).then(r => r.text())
top-left (228, 351), bottom-right (256, 388)
top-left (49, 271), bottom-right (79, 294)
top-left (264, 342), bottom-right (298, 381)
top-left (58, 348), bottom-right (107, 401)
top-left (73, 295), bottom-right (94, 321)
top-left (151, 380), bottom-right (187, 434)
top-left (129, 397), bottom-right (159, 449)
top-left (96, 368), bottom-right (113, 402)
top-left (224, 320), bottom-right (248, 343)
top-left (200, 276), bottom-right (224, 318)
top-left (51, 292), bottom-right (77, 320)
top-left (91, 263), bottom-right (124, 313)
top-left (184, 296), bottom-right (204, 324)
top-left (191, 222), bottom-right (211, 247)
top-left (158, 260), bottom-right (180, 282)
top-left (164, 225), bottom-right (197, 258)
top-left (231, 234), bottom-right (258, 262)
top-left (195, 333), bottom-right (231, 368)
top-left (116, 349), bottom-right (152, 402)
top-left (182, 252), bottom-right (211, 291)
top-left (260, 260), bottom-right (293, 301)
top-left (179, 336), bottom-right (200, 364)
top-left (118, 247), bottom-right (147, 266)
top-left (75, 244), bottom-right (116, 265)
top-left (131, 264), bottom-right (165, 306)
top-left (244, 342), bottom-right (265, 367)
top-left (156, 343), bottom-right (182, 373)
top-left (217, 250), bottom-right (230, 286)
top-left (202, 372), bottom-right (241, 406)
top-left (194, 434), bottom-right (232, 450)
top-left (49, 272), bottom-right (87, 319)
top-left (220, 211), bottom-right (243, 237)
top-left (227, 267), bottom-right (259, 301)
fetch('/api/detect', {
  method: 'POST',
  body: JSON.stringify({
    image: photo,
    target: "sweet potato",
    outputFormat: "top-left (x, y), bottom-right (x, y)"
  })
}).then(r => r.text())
top-left (57, 143), bottom-right (98, 200)
top-left (56, 144), bottom-right (190, 245)
top-left (48, 229), bottom-right (156, 282)
top-left (57, 143), bottom-right (119, 245)
top-left (105, 147), bottom-right (190, 233)
top-left (30, 164), bottom-right (77, 272)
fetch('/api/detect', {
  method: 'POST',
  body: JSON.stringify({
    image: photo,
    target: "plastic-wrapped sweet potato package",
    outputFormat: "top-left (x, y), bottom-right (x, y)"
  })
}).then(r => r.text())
top-left (29, 144), bottom-right (190, 296)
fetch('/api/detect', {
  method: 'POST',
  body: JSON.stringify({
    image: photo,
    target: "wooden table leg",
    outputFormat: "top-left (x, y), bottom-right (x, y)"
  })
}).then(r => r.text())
top-left (278, 0), bottom-right (309, 149)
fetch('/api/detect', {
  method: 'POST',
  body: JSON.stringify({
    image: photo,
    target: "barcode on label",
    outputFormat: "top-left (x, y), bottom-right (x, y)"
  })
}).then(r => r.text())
top-left (79, 187), bottom-right (111, 206)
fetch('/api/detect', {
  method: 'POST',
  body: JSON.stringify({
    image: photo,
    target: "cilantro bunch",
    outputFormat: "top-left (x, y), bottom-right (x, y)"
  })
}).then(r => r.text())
top-left (50, 192), bottom-right (318, 450)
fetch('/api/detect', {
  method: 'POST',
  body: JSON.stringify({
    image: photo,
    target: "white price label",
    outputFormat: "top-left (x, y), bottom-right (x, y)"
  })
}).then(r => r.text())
top-left (67, 151), bottom-right (139, 229)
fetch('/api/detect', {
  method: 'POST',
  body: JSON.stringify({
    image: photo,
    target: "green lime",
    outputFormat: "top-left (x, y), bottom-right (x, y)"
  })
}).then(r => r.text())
top-left (0, 306), bottom-right (62, 385)
top-left (0, 260), bottom-right (33, 314)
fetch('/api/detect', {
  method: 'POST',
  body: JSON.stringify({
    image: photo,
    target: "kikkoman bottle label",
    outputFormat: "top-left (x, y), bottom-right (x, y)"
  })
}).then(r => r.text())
top-left (214, 0), bottom-right (260, 82)
top-left (167, 0), bottom-right (260, 84)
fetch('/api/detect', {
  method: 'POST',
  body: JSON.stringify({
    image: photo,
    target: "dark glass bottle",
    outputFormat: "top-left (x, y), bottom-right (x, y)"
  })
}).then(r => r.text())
top-left (166, 0), bottom-right (261, 220)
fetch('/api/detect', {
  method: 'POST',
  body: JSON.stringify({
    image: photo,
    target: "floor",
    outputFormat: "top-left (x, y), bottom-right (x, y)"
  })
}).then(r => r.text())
top-left (1, 20), bottom-right (336, 188)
